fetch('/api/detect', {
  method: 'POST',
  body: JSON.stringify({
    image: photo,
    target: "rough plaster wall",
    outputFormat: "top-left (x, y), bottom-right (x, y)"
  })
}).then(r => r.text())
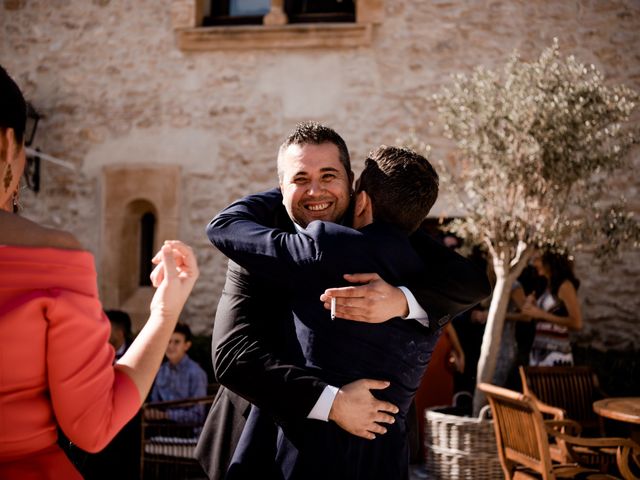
top-left (1, 0), bottom-right (638, 348)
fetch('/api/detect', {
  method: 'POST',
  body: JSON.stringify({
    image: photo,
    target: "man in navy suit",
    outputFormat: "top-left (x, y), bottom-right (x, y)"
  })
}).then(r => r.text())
top-left (195, 123), bottom-right (490, 479)
top-left (207, 145), bottom-right (490, 479)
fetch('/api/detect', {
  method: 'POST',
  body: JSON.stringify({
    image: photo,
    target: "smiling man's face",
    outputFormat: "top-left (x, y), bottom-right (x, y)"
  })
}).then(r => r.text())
top-left (279, 142), bottom-right (352, 228)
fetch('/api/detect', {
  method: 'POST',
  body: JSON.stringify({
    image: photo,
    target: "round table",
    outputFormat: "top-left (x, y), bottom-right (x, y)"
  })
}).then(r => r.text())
top-left (593, 397), bottom-right (640, 425)
top-left (594, 397), bottom-right (640, 445)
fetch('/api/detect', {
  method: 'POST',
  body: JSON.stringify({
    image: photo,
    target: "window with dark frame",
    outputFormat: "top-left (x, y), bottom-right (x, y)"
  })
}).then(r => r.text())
top-left (286, 0), bottom-right (355, 24)
top-left (139, 212), bottom-right (156, 286)
top-left (204, 0), bottom-right (356, 26)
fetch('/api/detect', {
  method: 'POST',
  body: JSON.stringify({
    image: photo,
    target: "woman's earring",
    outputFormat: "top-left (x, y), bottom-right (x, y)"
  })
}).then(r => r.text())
top-left (12, 189), bottom-right (19, 214)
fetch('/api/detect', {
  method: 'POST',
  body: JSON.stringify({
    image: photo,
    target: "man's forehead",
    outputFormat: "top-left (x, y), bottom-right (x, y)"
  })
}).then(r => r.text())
top-left (281, 143), bottom-right (344, 175)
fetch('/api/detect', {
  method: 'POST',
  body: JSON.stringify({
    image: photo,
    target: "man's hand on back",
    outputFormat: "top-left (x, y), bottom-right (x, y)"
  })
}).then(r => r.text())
top-left (328, 379), bottom-right (398, 440)
top-left (320, 273), bottom-right (408, 323)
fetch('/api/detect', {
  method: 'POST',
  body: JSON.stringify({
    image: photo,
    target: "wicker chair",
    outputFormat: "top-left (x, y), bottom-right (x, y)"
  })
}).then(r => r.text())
top-left (478, 383), bottom-right (640, 479)
top-left (140, 395), bottom-right (216, 480)
top-left (519, 366), bottom-right (607, 435)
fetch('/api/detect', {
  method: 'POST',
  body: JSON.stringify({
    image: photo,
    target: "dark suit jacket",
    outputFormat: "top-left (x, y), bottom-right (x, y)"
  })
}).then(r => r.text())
top-left (202, 189), bottom-right (491, 479)
top-left (195, 199), bottom-right (329, 479)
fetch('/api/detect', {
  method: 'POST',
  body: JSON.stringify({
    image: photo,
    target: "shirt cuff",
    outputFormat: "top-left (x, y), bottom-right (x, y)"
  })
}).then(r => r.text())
top-left (307, 385), bottom-right (339, 421)
top-left (398, 286), bottom-right (429, 327)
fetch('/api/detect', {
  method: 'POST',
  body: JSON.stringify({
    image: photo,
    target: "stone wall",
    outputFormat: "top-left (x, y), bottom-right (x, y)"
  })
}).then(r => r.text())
top-left (2, 0), bottom-right (638, 348)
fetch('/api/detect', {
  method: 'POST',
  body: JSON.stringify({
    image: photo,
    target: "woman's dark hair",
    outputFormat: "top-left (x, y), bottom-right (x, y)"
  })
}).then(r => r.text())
top-left (0, 65), bottom-right (27, 145)
top-left (541, 251), bottom-right (580, 295)
top-left (517, 264), bottom-right (547, 297)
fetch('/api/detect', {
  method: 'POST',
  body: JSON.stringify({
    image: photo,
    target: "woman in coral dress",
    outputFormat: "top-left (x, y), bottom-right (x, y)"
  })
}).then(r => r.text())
top-left (0, 66), bottom-right (199, 479)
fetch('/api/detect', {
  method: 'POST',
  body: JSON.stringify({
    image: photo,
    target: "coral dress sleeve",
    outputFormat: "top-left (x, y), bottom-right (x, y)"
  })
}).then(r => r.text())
top-left (46, 288), bottom-right (140, 452)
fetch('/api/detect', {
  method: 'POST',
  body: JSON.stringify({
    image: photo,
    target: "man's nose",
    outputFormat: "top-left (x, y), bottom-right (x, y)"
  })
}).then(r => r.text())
top-left (307, 179), bottom-right (324, 195)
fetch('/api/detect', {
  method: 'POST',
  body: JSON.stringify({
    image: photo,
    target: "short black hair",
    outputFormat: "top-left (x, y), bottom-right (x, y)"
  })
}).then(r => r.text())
top-left (0, 65), bottom-right (27, 145)
top-left (357, 146), bottom-right (439, 234)
top-left (106, 310), bottom-right (132, 337)
top-left (174, 321), bottom-right (193, 342)
top-left (277, 121), bottom-right (352, 180)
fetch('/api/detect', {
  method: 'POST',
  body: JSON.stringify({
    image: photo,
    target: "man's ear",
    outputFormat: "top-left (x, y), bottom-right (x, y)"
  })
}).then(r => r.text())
top-left (185, 340), bottom-right (192, 352)
top-left (353, 190), bottom-right (373, 229)
top-left (354, 190), bottom-right (368, 217)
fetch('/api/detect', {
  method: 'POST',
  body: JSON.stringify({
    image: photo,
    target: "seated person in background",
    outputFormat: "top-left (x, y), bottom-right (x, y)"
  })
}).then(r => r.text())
top-left (107, 310), bottom-right (133, 362)
top-left (146, 322), bottom-right (208, 424)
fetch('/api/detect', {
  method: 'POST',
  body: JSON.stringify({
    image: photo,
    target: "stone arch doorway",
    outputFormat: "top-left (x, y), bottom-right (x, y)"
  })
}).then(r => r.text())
top-left (100, 165), bottom-right (181, 331)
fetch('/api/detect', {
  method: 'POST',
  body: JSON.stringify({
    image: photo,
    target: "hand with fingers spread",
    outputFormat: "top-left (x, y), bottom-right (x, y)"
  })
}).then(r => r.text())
top-left (320, 273), bottom-right (408, 323)
top-left (328, 379), bottom-right (399, 440)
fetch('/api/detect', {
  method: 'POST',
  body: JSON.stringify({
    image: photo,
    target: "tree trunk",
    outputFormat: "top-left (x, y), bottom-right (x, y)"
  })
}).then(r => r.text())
top-left (472, 250), bottom-right (531, 415)
top-left (472, 262), bottom-right (512, 416)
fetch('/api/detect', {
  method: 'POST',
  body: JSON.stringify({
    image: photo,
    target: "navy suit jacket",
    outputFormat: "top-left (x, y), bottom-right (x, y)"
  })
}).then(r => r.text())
top-left (195, 198), bottom-right (327, 480)
top-left (206, 189), bottom-right (490, 479)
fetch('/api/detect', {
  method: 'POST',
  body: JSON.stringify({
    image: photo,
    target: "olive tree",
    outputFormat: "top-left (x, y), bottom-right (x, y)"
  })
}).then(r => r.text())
top-left (430, 40), bottom-right (639, 414)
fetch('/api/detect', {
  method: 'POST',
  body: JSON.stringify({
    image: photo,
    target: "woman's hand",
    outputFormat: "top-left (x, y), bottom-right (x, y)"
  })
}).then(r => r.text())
top-left (149, 240), bottom-right (199, 319)
top-left (521, 294), bottom-right (544, 320)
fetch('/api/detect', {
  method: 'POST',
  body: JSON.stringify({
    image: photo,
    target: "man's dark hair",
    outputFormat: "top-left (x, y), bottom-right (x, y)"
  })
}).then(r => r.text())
top-left (106, 310), bottom-right (132, 339)
top-left (357, 145), bottom-right (439, 234)
top-left (0, 65), bottom-right (27, 145)
top-left (277, 121), bottom-right (352, 179)
top-left (174, 321), bottom-right (193, 342)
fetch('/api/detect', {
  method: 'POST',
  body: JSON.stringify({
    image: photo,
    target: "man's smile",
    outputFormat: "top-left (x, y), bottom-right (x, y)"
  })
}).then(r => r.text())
top-left (305, 202), bottom-right (332, 212)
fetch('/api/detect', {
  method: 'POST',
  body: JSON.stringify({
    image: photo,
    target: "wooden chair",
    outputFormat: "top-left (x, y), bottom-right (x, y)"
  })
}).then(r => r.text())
top-left (479, 382), bottom-right (640, 479)
top-left (519, 366), bottom-right (607, 435)
top-left (519, 366), bottom-right (619, 470)
top-left (140, 395), bottom-right (216, 480)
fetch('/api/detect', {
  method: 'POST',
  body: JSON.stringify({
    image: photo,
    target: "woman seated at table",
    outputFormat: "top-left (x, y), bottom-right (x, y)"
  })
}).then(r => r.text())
top-left (0, 65), bottom-right (199, 480)
top-left (523, 250), bottom-right (582, 366)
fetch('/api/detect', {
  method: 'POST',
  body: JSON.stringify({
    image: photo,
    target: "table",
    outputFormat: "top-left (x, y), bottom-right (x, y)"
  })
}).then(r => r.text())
top-left (594, 397), bottom-right (640, 445)
top-left (593, 397), bottom-right (640, 425)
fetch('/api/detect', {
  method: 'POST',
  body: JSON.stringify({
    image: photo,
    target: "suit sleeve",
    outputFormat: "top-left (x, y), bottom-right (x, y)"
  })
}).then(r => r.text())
top-left (207, 190), bottom-right (330, 422)
top-left (211, 260), bottom-right (328, 423)
top-left (207, 190), bottom-right (332, 282)
top-left (206, 188), bottom-right (352, 283)
top-left (406, 231), bottom-right (492, 327)
top-left (208, 189), bottom-right (490, 328)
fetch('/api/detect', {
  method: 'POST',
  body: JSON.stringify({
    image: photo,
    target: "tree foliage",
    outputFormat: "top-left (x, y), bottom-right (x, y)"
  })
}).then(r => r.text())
top-left (427, 40), bottom-right (639, 413)
top-left (433, 39), bottom-right (639, 260)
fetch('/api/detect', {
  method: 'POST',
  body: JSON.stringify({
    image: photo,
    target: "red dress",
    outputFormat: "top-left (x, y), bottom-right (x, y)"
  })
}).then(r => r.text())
top-left (0, 246), bottom-right (140, 479)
